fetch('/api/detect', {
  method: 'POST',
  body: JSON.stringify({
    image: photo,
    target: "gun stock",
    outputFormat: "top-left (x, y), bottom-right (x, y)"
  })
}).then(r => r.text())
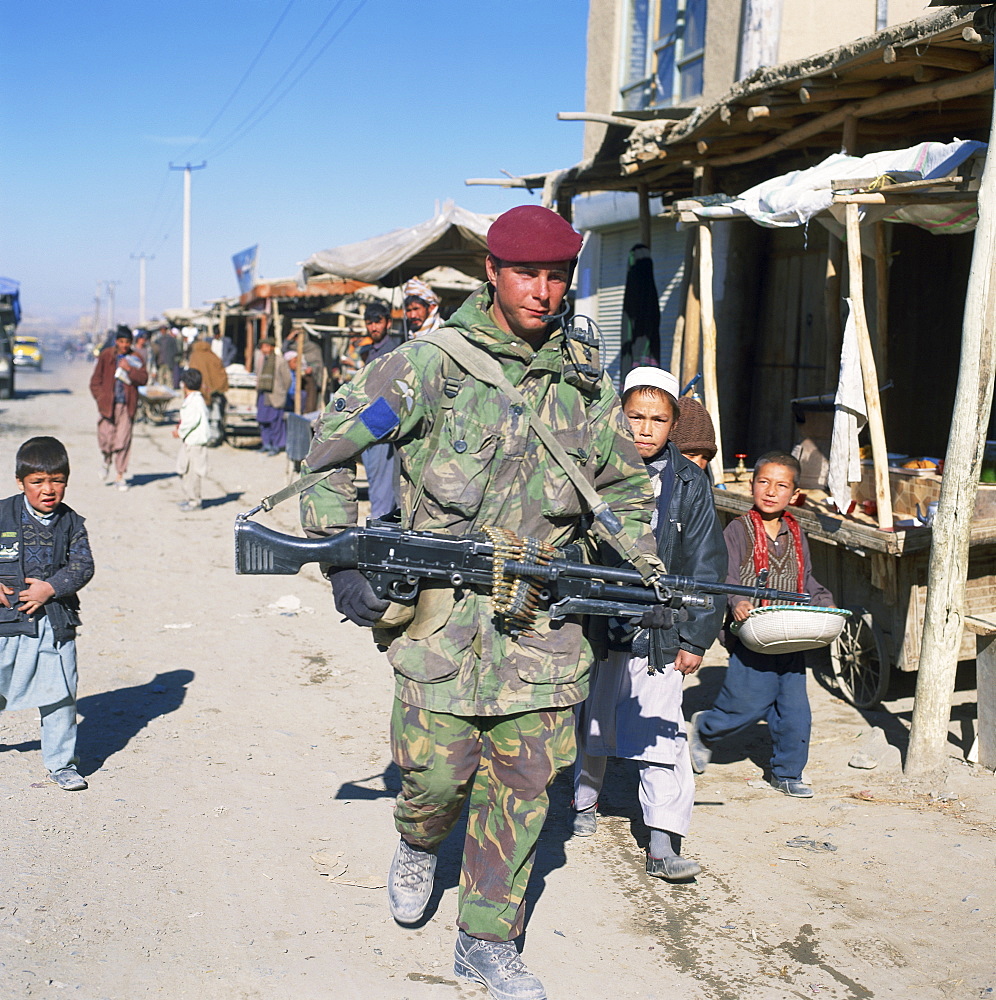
top-left (234, 518), bottom-right (359, 575)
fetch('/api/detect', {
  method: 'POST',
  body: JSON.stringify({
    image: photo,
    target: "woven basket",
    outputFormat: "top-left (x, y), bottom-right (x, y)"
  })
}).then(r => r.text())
top-left (731, 605), bottom-right (852, 655)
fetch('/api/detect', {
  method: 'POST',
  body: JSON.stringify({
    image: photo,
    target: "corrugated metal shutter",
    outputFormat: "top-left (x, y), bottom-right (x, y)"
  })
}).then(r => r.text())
top-left (595, 222), bottom-right (687, 387)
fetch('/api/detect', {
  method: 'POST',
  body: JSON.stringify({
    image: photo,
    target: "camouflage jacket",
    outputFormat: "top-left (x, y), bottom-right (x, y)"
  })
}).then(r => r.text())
top-left (301, 284), bottom-right (656, 716)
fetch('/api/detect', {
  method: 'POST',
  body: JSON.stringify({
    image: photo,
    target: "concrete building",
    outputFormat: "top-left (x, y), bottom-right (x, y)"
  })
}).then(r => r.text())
top-left (573, 0), bottom-right (929, 382)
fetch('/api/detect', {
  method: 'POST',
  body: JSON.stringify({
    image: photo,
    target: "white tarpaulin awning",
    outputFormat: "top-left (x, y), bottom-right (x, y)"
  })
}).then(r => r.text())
top-left (301, 201), bottom-right (495, 286)
top-left (681, 140), bottom-right (987, 235)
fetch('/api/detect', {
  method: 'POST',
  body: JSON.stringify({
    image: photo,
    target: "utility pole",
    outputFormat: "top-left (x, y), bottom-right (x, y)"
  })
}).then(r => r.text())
top-left (91, 281), bottom-right (102, 336)
top-left (105, 281), bottom-right (119, 333)
top-left (131, 253), bottom-right (154, 326)
top-left (169, 161), bottom-right (207, 311)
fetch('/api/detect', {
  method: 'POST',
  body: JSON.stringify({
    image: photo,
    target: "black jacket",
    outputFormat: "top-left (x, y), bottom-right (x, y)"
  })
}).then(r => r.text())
top-left (642, 442), bottom-right (727, 668)
top-left (0, 495), bottom-right (91, 642)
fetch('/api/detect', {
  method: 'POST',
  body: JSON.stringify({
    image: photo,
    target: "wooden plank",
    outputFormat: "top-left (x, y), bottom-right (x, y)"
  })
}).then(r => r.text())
top-left (833, 192), bottom-right (980, 204)
top-left (964, 614), bottom-right (996, 636)
top-left (711, 487), bottom-right (908, 555)
top-left (974, 633), bottom-right (996, 769)
top-left (845, 203), bottom-right (894, 531)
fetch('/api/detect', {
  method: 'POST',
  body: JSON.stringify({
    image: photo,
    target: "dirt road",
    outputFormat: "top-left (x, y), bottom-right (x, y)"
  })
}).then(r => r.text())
top-left (1, 360), bottom-right (993, 1000)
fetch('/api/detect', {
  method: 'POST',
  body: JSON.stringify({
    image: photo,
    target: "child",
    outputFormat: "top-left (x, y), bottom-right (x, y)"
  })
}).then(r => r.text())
top-left (174, 368), bottom-right (210, 511)
top-left (688, 452), bottom-right (835, 798)
top-left (669, 396), bottom-right (717, 472)
top-left (0, 437), bottom-right (94, 790)
top-left (573, 367), bottom-right (726, 880)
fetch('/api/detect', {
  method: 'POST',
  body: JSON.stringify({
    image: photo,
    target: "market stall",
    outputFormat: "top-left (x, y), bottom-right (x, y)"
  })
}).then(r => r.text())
top-left (674, 145), bottom-right (996, 710)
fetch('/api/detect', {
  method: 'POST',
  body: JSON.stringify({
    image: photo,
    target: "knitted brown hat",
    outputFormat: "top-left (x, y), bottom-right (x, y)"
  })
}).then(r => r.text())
top-left (671, 397), bottom-right (717, 460)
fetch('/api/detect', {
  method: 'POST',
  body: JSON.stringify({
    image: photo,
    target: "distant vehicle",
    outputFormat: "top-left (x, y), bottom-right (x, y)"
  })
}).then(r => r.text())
top-left (0, 276), bottom-right (19, 398)
top-left (0, 334), bottom-right (13, 398)
top-left (13, 335), bottom-right (42, 370)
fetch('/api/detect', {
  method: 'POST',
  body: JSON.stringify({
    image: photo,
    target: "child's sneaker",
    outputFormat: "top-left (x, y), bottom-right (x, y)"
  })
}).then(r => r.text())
top-left (571, 805), bottom-right (598, 837)
top-left (48, 767), bottom-right (88, 791)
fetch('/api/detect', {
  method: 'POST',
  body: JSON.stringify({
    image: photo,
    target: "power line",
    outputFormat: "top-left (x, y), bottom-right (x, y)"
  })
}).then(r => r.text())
top-left (203, 0), bottom-right (366, 161)
top-left (133, 1), bottom-right (296, 255)
top-left (176, 0), bottom-right (298, 162)
top-left (132, 166), bottom-right (173, 255)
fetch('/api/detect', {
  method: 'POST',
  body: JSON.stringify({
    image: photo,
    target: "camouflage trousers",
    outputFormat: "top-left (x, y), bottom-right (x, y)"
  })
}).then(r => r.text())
top-left (390, 699), bottom-right (576, 942)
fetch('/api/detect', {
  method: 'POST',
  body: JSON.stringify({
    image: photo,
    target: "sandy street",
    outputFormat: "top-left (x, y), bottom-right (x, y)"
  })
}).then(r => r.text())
top-left (0, 359), bottom-right (993, 1000)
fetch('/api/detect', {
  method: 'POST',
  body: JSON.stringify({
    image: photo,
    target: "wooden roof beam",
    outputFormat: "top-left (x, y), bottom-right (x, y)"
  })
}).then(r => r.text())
top-left (705, 65), bottom-right (995, 168)
top-left (883, 44), bottom-right (987, 73)
top-left (799, 81), bottom-right (888, 103)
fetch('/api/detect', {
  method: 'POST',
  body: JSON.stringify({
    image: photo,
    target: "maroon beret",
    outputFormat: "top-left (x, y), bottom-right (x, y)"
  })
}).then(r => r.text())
top-left (487, 205), bottom-right (583, 263)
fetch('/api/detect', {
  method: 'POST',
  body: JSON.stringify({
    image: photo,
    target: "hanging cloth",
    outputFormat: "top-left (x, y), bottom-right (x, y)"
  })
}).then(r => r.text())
top-left (826, 298), bottom-right (867, 517)
top-left (620, 244), bottom-right (660, 376)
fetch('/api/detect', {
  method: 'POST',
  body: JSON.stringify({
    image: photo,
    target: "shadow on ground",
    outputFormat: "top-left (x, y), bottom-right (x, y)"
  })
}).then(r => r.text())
top-left (203, 491), bottom-right (244, 509)
top-left (128, 472), bottom-right (178, 487)
top-left (77, 668), bottom-right (194, 774)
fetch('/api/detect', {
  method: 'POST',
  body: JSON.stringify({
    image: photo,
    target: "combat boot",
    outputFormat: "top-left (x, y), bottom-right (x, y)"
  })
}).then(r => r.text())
top-left (387, 837), bottom-right (436, 924)
top-left (454, 930), bottom-right (546, 1000)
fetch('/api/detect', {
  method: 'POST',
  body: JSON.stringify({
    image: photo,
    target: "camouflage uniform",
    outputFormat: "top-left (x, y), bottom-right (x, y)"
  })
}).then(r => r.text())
top-left (301, 284), bottom-right (656, 940)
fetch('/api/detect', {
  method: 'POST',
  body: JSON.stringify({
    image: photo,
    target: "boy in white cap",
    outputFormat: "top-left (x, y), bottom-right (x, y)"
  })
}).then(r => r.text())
top-left (573, 366), bottom-right (726, 880)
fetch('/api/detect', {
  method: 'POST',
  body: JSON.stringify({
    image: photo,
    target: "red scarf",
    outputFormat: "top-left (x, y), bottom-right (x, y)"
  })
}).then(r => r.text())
top-left (747, 508), bottom-right (805, 603)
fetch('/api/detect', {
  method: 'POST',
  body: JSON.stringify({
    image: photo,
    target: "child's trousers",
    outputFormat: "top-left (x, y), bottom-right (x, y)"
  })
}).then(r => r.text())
top-left (574, 749), bottom-right (695, 835)
top-left (696, 642), bottom-right (811, 781)
top-left (39, 696), bottom-right (79, 772)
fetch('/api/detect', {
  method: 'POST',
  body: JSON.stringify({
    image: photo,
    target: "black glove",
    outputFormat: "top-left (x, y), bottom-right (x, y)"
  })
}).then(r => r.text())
top-left (328, 568), bottom-right (390, 627)
top-left (639, 605), bottom-right (676, 630)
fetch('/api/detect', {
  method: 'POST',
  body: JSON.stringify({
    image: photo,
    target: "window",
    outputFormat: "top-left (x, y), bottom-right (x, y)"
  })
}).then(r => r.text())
top-left (620, 0), bottom-right (707, 110)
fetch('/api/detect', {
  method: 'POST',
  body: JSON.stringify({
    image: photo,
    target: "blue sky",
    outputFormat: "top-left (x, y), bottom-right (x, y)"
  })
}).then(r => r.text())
top-left (1, 1), bottom-right (589, 329)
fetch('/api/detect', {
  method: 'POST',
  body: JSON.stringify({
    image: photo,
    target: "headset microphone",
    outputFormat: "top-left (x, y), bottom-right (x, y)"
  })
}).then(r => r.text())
top-left (540, 300), bottom-right (571, 323)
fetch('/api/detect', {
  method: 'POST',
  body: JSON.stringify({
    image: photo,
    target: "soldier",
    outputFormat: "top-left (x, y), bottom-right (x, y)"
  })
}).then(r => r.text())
top-left (300, 205), bottom-right (657, 1000)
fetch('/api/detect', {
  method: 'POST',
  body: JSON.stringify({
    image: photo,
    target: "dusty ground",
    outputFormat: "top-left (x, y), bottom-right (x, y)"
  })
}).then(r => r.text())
top-left (0, 359), bottom-right (993, 1000)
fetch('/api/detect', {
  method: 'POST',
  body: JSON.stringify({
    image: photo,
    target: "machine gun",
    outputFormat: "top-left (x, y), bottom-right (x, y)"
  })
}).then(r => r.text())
top-left (234, 516), bottom-right (810, 632)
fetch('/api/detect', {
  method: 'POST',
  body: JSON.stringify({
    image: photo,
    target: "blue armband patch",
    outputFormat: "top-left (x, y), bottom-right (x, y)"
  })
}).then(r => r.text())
top-left (360, 396), bottom-right (400, 440)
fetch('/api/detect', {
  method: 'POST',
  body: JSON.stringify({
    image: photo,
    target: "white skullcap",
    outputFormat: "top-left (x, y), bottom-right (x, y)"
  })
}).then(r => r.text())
top-left (623, 366), bottom-right (680, 399)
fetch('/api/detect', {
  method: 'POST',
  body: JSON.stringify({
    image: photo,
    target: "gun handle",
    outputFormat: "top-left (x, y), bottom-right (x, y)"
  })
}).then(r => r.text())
top-left (234, 519), bottom-right (359, 575)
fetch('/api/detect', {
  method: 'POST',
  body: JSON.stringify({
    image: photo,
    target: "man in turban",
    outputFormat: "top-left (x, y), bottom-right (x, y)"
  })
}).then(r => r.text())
top-left (402, 277), bottom-right (442, 338)
top-left (299, 205), bottom-right (657, 999)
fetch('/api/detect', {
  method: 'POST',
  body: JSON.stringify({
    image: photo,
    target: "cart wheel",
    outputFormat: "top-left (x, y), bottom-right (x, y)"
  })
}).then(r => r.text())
top-left (831, 609), bottom-right (890, 709)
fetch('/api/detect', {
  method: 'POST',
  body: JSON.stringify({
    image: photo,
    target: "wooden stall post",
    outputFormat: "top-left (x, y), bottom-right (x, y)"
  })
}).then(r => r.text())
top-left (824, 232), bottom-right (844, 388)
top-left (670, 313), bottom-right (685, 378)
top-left (681, 234), bottom-right (701, 390)
top-left (907, 91), bottom-right (996, 774)
top-left (874, 222), bottom-right (890, 402)
top-left (244, 315), bottom-right (254, 370)
top-left (638, 184), bottom-right (652, 250)
top-left (219, 301), bottom-right (227, 361)
top-left (273, 299), bottom-right (282, 350)
top-left (294, 329), bottom-right (304, 416)
top-left (698, 222), bottom-right (725, 484)
top-left (844, 203), bottom-right (893, 530)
